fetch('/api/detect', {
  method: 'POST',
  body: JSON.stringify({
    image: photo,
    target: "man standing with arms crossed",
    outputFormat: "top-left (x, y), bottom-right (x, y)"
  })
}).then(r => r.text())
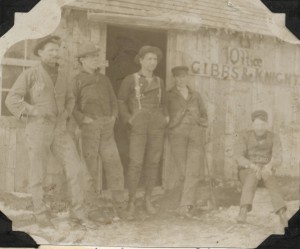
top-left (6, 35), bottom-right (89, 228)
top-left (118, 46), bottom-right (169, 218)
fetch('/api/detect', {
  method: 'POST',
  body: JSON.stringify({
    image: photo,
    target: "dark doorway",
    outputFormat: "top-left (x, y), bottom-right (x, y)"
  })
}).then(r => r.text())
top-left (106, 25), bottom-right (167, 187)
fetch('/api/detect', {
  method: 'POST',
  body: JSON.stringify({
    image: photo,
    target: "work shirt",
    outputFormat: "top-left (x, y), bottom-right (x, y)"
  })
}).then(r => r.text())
top-left (41, 62), bottom-right (58, 84)
top-left (235, 130), bottom-right (282, 168)
top-left (167, 86), bottom-right (208, 129)
top-left (5, 63), bottom-right (74, 120)
top-left (72, 71), bottom-right (118, 126)
top-left (118, 71), bottom-right (168, 123)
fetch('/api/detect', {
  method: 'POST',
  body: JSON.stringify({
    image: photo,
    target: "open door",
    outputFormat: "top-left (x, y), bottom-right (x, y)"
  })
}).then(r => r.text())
top-left (106, 25), bottom-right (167, 188)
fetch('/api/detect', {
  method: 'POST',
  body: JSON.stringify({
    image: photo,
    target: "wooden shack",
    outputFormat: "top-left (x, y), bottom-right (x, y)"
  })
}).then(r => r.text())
top-left (1, 0), bottom-right (300, 193)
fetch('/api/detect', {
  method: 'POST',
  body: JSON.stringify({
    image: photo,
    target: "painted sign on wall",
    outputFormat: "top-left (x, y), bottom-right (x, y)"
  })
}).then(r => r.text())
top-left (191, 47), bottom-right (300, 86)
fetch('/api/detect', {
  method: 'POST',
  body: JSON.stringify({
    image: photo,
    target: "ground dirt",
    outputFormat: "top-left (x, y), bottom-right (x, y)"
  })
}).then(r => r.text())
top-left (1, 178), bottom-right (299, 248)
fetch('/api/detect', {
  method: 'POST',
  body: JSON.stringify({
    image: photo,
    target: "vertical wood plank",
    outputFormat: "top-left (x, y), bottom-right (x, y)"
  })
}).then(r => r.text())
top-left (162, 30), bottom-right (180, 189)
top-left (14, 127), bottom-right (29, 192)
top-left (6, 127), bottom-right (16, 192)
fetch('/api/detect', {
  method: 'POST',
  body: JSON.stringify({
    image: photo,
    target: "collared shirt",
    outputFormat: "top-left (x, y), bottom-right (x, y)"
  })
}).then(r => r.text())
top-left (72, 70), bottom-right (118, 125)
top-left (41, 62), bottom-right (58, 84)
top-left (235, 130), bottom-right (282, 168)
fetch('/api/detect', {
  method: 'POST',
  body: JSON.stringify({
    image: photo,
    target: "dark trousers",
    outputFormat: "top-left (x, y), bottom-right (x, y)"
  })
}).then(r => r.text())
top-left (239, 168), bottom-right (286, 213)
top-left (169, 122), bottom-right (205, 207)
top-left (81, 117), bottom-right (124, 192)
top-left (127, 109), bottom-right (167, 199)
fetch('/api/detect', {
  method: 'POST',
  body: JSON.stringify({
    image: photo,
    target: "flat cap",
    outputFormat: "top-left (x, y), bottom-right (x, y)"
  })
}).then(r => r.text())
top-left (34, 35), bottom-right (61, 56)
top-left (172, 65), bottom-right (189, 76)
top-left (76, 42), bottom-right (100, 58)
top-left (251, 110), bottom-right (268, 122)
top-left (134, 45), bottom-right (163, 64)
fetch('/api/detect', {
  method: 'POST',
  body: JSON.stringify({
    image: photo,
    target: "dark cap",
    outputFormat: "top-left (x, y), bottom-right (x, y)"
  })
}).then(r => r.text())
top-left (172, 66), bottom-right (189, 76)
top-left (33, 35), bottom-right (61, 56)
top-left (251, 110), bottom-right (268, 122)
top-left (134, 45), bottom-right (163, 64)
top-left (76, 42), bottom-right (100, 58)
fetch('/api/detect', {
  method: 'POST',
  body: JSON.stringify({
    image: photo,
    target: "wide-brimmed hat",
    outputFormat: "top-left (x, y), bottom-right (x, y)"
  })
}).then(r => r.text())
top-left (171, 65), bottom-right (189, 76)
top-left (33, 35), bottom-right (61, 56)
top-left (134, 45), bottom-right (163, 64)
top-left (251, 110), bottom-right (268, 122)
top-left (76, 42), bottom-right (100, 58)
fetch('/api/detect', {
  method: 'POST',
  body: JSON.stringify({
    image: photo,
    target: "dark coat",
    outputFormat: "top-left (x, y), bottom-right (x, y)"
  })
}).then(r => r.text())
top-left (167, 86), bottom-right (208, 129)
top-left (72, 71), bottom-right (118, 126)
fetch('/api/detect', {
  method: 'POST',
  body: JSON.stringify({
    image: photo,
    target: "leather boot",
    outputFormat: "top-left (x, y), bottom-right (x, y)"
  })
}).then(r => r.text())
top-left (145, 196), bottom-right (156, 215)
top-left (236, 206), bottom-right (248, 223)
top-left (278, 208), bottom-right (288, 228)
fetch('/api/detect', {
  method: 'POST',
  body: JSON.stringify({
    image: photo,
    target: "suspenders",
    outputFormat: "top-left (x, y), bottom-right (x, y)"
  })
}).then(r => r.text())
top-left (133, 73), bottom-right (162, 110)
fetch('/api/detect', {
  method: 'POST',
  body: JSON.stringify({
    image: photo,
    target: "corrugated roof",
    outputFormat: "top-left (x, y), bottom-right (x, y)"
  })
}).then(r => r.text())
top-left (64, 0), bottom-right (275, 36)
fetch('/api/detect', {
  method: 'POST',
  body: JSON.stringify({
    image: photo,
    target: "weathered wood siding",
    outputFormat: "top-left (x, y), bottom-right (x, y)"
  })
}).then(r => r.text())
top-left (164, 28), bottom-right (300, 184)
top-left (67, 0), bottom-right (273, 36)
top-left (1, 6), bottom-right (300, 192)
top-left (0, 118), bottom-right (64, 192)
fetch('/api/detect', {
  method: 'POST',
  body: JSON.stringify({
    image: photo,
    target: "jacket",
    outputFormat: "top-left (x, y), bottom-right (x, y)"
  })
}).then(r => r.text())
top-left (72, 71), bottom-right (118, 126)
top-left (167, 86), bottom-right (208, 129)
top-left (5, 63), bottom-right (74, 121)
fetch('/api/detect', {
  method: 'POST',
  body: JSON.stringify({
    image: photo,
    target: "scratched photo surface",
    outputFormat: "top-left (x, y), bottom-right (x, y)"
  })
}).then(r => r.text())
top-left (0, 0), bottom-right (299, 248)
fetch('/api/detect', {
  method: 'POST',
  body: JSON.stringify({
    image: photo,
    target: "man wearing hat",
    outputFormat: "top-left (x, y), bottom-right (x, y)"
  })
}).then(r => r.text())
top-left (72, 42), bottom-right (124, 204)
top-left (118, 45), bottom-right (169, 217)
top-left (5, 35), bottom-right (89, 228)
top-left (167, 65), bottom-right (208, 217)
top-left (235, 110), bottom-right (288, 227)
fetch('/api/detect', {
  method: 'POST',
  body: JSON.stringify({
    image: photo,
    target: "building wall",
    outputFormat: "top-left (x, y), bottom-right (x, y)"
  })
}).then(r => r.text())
top-left (1, 8), bottom-right (300, 192)
top-left (58, 9), bottom-right (300, 183)
top-left (164, 28), bottom-right (300, 184)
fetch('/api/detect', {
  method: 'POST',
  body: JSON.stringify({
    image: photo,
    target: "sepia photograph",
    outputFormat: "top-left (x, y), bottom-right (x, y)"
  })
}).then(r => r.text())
top-left (0, 0), bottom-right (300, 248)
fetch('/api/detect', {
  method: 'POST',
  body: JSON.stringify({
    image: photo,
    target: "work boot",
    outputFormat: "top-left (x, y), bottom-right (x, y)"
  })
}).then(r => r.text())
top-left (126, 199), bottom-right (136, 219)
top-left (144, 197), bottom-right (156, 215)
top-left (236, 206), bottom-right (248, 223)
top-left (278, 208), bottom-right (288, 228)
